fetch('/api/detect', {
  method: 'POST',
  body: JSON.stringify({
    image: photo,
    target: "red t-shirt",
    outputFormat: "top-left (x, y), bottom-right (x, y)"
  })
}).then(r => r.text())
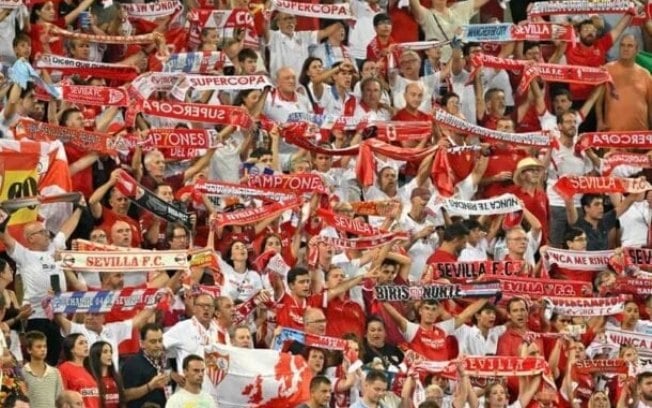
top-left (565, 35), bottom-right (614, 100)
top-left (392, 108), bottom-right (431, 122)
top-left (403, 320), bottom-right (454, 361)
top-left (496, 328), bottom-right (545, 402)
top-left (59, 362), bottom-right (100, 408)
top-left (481, 147), bottom-right (528, 198)
top-left (324, 294), bottom-right (365, 339)
top-left (275, 292), bottom-right (324, 330)
top-left (30, 18), bottom-right (66, 59)
top-left (425, 248), bottom-right (458, 280)
top-left (510, 185), bottom-right (550, 243)
top-left (65, 145), bottom-right (94, 199)
top-left (479, 112), bottom-right (501, 130)
top-left (102, 376), bottom-right (121, 408)
top-left (446, 147), bottom-right (476, 184)
top-left (99, 207), bottom-right (142, 248)
top-left (363, 275), bottom-right (408, 346)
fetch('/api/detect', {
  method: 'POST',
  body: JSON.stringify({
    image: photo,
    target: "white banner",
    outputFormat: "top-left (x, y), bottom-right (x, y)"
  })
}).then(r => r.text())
top-left (171, 74), bottom-right (272, 100)
top-left (60, 250), bottom-right (190, 272)
top-left (427, 193), bottom-right (522, 216)
top-left (545, 296), bottom-right (626, 317)
top-left (270, 0), bottom-right (354, 20)
top-left (543, 248), bottom-right (614, 271)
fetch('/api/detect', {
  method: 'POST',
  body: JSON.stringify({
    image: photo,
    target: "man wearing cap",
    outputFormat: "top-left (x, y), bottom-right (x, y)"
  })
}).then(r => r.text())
top-left (511, 157), bottom-right (549, 243)
top-left (399, 187), bottom-right (439, 282)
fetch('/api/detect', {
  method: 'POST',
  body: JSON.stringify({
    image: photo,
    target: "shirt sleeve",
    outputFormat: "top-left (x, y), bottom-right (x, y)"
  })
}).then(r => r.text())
top-left (436, 318), bottom-right (456, 335)
top-left (53, 231), bottom-right (67, 250)
top-left (109, 320), bottom-right (134, 342)
top-left (453, 0), bottom-right (477, 21)
top-left (163, 322), bottom-right (185, 352)
top-left (402, 320), bottom-right (420, 343)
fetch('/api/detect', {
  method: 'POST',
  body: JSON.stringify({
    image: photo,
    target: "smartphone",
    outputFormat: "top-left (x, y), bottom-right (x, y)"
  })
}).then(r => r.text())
top-left (50, 275), bottom-right (62, 294)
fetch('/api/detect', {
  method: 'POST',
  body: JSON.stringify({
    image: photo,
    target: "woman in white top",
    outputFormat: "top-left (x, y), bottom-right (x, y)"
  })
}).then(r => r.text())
top-left (219, 240), bottom-right (266, 302)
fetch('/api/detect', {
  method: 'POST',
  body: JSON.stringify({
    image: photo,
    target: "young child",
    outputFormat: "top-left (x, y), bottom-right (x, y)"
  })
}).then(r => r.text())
top-left (22, 331), bottom-right (63, 407)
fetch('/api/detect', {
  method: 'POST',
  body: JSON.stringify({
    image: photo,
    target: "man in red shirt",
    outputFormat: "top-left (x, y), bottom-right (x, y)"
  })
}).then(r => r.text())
top-left (496, 297), bottom-right (545, 399)
top-left (392, 83), bottom-right (432, 123)
top-left (382, 297), bottom-right (490, 361)
top-left (425, 222), bottom-right (469, 273)
top-left (476, 87), bottom-right (507, 130)
top-left (565, 13), bottom-right (633, 131)
top-left (479, 118), bottom-right (528, 199)
top-left (275, 267), bottom-right (324, 330)
top-left (511, 157), bottom-right (549, 242)
top-left (321, 266), bottom-right (370, 339)
top-left (89, 170), bottom-right (142, 248)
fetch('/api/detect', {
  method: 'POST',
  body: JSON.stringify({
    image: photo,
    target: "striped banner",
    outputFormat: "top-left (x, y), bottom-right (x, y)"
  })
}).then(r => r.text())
top-left (51, 288), bottom-right (167, 314)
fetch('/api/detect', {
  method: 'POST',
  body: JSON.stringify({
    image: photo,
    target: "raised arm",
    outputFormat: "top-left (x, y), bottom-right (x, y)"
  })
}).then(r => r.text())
top-left (381, 302), bottom-right (408, 333)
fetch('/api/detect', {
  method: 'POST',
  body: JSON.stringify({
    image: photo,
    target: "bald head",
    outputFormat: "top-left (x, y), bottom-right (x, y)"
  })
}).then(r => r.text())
top-left (23, 221), bottom-right (50, 250)
top-left (110, 220), bottom-right (132, 247)
top-left (303, 307), bottom-right (326, 335)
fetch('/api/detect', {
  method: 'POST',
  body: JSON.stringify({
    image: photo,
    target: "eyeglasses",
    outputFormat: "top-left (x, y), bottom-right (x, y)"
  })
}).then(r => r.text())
top-left (195, 303), bottom-right (215, 309)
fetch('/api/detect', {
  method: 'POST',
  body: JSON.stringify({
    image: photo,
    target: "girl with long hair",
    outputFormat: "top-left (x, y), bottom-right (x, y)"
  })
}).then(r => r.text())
top-left (85, 341), bottom-right (126, 408)
top-left (58, 333), bottom-right (100, 408)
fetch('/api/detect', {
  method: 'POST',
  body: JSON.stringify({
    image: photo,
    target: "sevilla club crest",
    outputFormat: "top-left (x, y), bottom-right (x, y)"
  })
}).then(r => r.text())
top-left (205, 351), bottom-right (229, 386)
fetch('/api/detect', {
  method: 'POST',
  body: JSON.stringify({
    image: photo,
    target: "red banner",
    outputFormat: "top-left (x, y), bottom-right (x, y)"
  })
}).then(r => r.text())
top-left (554, 176), bottom-right (652, 200)
top-left (140, 100), bottom-right (253, 128)
top-left (61, 85), bottom-right (130, 107)
top-left (247, 174), bottom-right (328, 195)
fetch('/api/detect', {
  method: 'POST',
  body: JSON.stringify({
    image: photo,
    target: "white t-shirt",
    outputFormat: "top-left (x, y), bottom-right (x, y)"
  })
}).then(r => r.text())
top-left (68, 321), bottom-right (133, 367)
top-left (398, 211), bottom-right (439, 282)
top-left (455, 324), bottom-right (506, 356)
top-left (619, 201), bottom-right (651, 248)
top-left (458, 240), bottom-right (488, 262)
top-left (165, 388), bottom-right (215, 408)
top-left (267, 30), bottom-right (319, 78)
top-left (348, 0), bottom-right (382, 59)
top-left (546, 138), bottom-right (593, 207)
top-left (10, 232), bottom-right (67, 319)
top-left (218, 256), bottom-right (264, 302)
top-left (209, 132), bottom-right (245, 184)
top-left (163, 317), bottom-right (220, 371)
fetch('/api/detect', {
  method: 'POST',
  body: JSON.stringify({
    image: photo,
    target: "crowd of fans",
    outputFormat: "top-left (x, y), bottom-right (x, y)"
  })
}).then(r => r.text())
top-left (0, 0), bottom-right (651, 407)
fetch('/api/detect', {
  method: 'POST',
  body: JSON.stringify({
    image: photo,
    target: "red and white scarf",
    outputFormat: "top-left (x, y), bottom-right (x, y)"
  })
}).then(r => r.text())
top-left (121, 0), bottom-right (182, 19)
top-left (213, 196), bottom-right (302, 227)
top-left (171, 74), bottom-right (273, 100)
top-left (45, 22), bottom-right (157, 44)
top-left (571, 359), bottom-right (631, 379)
top-left (317, 208), bottom-right (384, 236)
top-left (469, 54), bottom-right (614, 95)
top-left (462, 22), bottom-right (575, 43)
top-left (14, 119), bottom-right (118, 155)
top-left (545, 295), bottom-right (627, 317)
top-left (578, 131), bottom-right (652, 151)
top-left (349, 201), bottom-right (401, 217)
top-left (601, 153), bottom-right (652, 176)
top-left (543, 248), bottom-right (614, 272)
top-left (247, 173), bottom-right (329, 195)
top-left (60, 250), bottom-right (192, 272)
top-left (36, 55), bottom-right (140, 81)
top-left (319, 232), bottom-right (409, 250)
top-left (434, 261), bottom-right (525, 280)
top-left (163, 52), bottom-right (230, 74)
top-left (433, 108), bottom-right (553, 147)
top-left (605, 329), bottom-right (652, 352)
top-left (398, 40), bottom-right (451, 52)
top-left (139, 99), bottom-right (254, 128)
top-left (61, 85), bottom-right (130, 107)
top-left (554, 176), bottom-right (652, 200)
top-left (500, 276), bottom-right (593, 299)
top-left (269, 0), bottom-right (354, 20)
top-left (193, 179), bottom-right (295, 203)
top-left (527, 1), bottom-right (635, 18)
top-left (427, 193), bottom-right (522, 216)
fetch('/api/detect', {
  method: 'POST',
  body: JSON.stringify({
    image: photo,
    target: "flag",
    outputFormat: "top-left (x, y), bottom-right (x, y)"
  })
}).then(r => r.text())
top-left (636, 51), bottom-right (652, 74)
top-left (209, 344), bottom-right (311, 407)
top-left (0, 148), bottom-right (40, 248)
top-left (0, 139), bottom-right (72, 240)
